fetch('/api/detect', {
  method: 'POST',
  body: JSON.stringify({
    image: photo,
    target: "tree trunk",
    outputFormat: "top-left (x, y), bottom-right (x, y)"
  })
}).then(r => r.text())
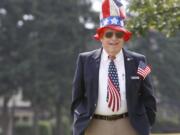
top-left (32, 106), bottom-right (39, 135)
top-left (55, 103), bottom-right (62, 135)
top-left (7, 108), bottom-right (13, 135)
top-left (2, 96), bottom-right (10, 135)
top-left (10, 97), bottom-right (16, 135)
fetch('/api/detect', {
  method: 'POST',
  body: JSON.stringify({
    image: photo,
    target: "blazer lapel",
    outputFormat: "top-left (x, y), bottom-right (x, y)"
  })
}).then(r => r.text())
top-left (123, 48), bottom-right (135, 96)
top-left (90, 48), bottom-right (102, 99)
top-left (91, 48), bottom-right (102, 73)
top-left (91, 48), bottom-right (134, 95)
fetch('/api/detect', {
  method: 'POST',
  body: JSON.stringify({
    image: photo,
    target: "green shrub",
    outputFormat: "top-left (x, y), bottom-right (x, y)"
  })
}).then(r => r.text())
top-left (38, 120), bottom-right (52, 135)
top-left (14, 124), bottom-right (32, 135)
top-left (14, 121), bottom-right (52, 135)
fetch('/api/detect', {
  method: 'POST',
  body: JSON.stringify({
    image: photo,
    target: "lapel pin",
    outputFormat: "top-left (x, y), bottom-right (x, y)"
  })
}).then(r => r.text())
top-left (127, 58), bottom-right (132, 61)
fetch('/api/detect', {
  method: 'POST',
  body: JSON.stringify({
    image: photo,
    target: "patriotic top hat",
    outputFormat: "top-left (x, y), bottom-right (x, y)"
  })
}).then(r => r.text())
top-left (94, 0), bottom-right (132, 41)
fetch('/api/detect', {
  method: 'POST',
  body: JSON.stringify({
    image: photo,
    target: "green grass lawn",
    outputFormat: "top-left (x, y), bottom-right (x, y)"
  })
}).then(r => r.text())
top-left (152, 133), bottom-right (180, 135)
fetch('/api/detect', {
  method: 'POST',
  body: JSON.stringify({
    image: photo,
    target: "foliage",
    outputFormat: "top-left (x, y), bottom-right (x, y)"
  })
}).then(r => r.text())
top-left (0, 0), bottom-right (95, 135)
top-left (14, 121), bottom-right (52, 135)
top-left (38, 121), bottom-right (52, 135)
top-left (153, 120), bottom-right (180, 133)
top-left (14, 124), bottom-right (32, 135)
top-left (127, 0), bottom-right (180, 37)
top-left (0, 0), bottom-right (24, 95)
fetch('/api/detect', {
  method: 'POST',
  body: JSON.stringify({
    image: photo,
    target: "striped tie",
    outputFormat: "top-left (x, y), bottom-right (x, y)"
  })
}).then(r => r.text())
top-left (107, 57), bottom-right (121, 112)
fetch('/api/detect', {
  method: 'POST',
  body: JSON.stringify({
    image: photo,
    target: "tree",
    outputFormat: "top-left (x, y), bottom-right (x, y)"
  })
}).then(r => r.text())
top-left (0, 1), bottom-right (29, 134)
top-left (21, 0), bottom-right (95, 135)
top-left (127, 0), bottom-right (180, 37)
top-left (0, 0), bottom-right (96, 135)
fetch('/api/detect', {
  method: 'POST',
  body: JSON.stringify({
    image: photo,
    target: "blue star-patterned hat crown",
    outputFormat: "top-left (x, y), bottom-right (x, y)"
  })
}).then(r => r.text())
top-left (100, 16), bottom-right (124, 27)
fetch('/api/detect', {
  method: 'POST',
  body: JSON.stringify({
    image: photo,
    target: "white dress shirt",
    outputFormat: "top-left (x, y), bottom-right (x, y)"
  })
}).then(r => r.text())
top-left (94, 49), bottom-right (128, 115)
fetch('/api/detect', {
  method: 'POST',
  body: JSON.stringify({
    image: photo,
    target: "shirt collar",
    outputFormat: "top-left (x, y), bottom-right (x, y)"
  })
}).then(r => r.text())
top-left (101, 49), bottom-right (123, 62)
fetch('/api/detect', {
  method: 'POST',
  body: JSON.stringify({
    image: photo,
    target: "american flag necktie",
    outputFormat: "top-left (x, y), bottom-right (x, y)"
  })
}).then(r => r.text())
top-left (107, 57), bottom-right (121, 112)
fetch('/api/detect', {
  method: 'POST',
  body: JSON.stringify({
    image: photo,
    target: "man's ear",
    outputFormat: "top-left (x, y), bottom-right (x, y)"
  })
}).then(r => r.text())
top-left (100, 38), bottom-right (104, 42)
top-left (99, 32), bottom-right (104, 42)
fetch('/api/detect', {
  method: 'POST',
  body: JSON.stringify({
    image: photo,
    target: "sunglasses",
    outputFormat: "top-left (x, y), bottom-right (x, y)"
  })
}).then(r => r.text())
top-left (104, 31), bottom-right (124, 39)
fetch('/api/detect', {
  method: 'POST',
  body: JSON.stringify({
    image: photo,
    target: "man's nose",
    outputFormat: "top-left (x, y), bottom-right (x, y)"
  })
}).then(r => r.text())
top-left (111, 33), bottom-right (117, 40)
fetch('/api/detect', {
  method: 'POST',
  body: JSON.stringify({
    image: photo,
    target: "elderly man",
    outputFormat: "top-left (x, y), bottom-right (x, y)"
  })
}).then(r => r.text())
top-left (71, 0), bottom-right (157, 135)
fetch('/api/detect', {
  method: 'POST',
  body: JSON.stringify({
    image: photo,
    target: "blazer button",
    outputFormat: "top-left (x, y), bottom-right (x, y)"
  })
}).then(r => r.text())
top-left (90, 116), bottom-right (93, 120)
top-left (94, 104), bottom-right (97, 107)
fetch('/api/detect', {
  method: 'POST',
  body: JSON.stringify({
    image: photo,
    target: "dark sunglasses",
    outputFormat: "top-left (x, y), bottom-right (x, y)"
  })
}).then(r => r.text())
top-left (104, 31), bottom-right (124, 39)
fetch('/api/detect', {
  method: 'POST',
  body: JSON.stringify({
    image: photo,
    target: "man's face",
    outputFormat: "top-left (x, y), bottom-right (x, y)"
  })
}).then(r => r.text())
top-left (100, 28), bottom-right (124, 56)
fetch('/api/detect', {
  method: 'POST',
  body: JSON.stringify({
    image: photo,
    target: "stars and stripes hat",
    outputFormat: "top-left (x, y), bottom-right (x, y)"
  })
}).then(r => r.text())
top-left (94, 0), bottom-right (132, 41)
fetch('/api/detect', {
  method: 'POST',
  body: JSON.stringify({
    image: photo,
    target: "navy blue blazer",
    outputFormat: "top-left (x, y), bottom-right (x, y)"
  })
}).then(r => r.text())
top-left (71, 48), bottom-right (157, 135)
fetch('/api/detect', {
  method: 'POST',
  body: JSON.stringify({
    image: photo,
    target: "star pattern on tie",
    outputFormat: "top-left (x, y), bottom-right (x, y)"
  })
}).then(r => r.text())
top-left (109, 61), bottom-right (120, 89)
top-left (107, 57), bottom-right (121, 112)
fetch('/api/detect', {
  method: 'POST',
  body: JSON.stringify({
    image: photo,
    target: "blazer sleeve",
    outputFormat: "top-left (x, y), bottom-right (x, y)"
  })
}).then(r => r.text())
top-left (71, 54), bottom-right (85, 117)
top-left (140, 57), bottom-right (157, 126)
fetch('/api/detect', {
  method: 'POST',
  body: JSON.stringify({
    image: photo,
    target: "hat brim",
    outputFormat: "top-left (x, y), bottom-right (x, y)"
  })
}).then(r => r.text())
top-left (94, 25), bottom-right (132, 41)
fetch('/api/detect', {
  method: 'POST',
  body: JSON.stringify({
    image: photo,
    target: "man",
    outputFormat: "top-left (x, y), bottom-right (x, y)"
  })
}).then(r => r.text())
top-left (71, 0), bottom-right (157, 135)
